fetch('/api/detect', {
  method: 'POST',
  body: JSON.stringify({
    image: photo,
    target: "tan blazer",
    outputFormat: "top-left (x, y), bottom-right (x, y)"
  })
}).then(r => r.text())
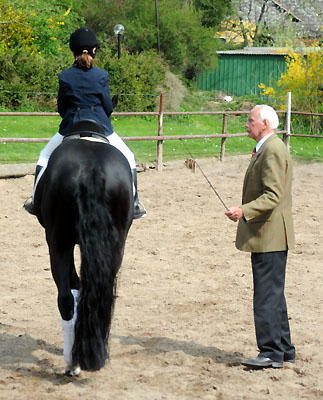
top-left (236, 134), bottom-right (295, 252)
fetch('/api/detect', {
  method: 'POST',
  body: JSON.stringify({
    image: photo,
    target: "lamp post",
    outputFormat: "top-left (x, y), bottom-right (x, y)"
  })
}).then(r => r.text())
top-left (113, 24), bottom-right (125, 59)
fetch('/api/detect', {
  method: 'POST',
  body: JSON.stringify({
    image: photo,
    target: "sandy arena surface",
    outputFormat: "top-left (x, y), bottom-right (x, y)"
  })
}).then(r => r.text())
top-left (0, 155), bottom-right (322, 399)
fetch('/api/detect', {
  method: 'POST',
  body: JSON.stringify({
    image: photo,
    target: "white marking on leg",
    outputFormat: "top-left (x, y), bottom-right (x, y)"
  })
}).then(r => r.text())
top-left (61, 289), bottom-right (79, 368)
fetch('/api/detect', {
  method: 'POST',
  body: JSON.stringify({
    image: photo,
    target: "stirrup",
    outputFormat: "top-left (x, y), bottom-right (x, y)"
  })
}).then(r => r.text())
top-left (23, 196), bottom-right (36, 216)
top-left (133, 200), bottom-right (147, 220)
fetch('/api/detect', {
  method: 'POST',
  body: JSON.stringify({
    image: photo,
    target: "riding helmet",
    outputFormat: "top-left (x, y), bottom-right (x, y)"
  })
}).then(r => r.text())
top-left (69, 27), bottom-right (100, 56)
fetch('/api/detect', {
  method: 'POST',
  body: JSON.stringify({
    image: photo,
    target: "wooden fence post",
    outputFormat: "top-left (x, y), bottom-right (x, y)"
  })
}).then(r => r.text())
top-left (220, 113), bottom-right (227, 161)
top-left (156, 93), bottom-right (165, 171)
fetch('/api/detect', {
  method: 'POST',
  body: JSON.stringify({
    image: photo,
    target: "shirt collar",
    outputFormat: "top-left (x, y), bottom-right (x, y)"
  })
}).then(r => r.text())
top-left (255, 132), bottom-right (275, 152)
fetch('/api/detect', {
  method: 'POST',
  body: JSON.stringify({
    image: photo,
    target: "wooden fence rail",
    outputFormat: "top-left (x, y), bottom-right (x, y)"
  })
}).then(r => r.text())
top-left (0, 94), bottom-right (322, 171)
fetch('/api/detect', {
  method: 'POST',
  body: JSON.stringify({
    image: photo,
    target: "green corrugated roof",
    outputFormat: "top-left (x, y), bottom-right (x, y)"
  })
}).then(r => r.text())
top-left (217, 47), bottom-right (321, 56)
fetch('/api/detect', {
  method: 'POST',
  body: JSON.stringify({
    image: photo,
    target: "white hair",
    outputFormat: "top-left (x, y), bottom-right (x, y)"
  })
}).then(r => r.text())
top-left (254, 104), bottom-right (279, 130)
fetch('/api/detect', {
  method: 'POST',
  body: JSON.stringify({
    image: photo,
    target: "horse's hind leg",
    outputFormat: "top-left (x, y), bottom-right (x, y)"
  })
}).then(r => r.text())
top-left (49, 245), bottom-right (77, 319)
top-left (61, 289), bottom-right (79, 369)
top-left (49, 244), bottom-right (80, 374)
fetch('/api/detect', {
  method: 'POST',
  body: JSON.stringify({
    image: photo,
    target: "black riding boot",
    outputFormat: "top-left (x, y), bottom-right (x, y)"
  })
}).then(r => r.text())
top-left (23, 165), bottom-right (43, 215)
top-left (131, 169), bottom-right (147, 219)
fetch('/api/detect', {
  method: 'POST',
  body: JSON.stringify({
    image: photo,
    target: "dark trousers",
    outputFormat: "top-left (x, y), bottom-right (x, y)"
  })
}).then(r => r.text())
top-left (251, 251), bottom-right (295, 362)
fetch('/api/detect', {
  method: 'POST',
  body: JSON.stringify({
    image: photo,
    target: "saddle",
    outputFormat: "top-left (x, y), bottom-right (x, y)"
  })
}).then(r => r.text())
top-left (63, 120), bottom-right (110, 144)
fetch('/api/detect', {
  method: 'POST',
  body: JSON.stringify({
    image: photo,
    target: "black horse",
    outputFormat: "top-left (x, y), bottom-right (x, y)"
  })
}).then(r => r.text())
top-left (33, 120), bottom-right (133, 375)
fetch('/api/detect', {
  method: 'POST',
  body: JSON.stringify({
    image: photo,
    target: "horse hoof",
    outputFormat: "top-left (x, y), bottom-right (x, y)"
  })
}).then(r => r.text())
top-left (65, 365), bottom-right (81, 377)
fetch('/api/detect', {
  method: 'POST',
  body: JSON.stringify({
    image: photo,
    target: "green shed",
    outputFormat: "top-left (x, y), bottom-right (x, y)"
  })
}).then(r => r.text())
top-left (196, 47), bottom-right (289, 96)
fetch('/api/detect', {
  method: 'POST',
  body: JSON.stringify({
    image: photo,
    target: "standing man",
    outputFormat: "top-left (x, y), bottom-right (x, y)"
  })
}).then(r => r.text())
top-left (225, 104), bottom-right (295, 369)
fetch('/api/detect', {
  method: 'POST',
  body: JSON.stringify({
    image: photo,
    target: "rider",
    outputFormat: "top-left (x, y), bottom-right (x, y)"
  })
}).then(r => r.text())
top-left (24, 27), bottom-right (146, 220)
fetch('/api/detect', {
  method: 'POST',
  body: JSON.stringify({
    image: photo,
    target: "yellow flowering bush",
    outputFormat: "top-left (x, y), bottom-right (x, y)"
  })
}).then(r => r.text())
top-left (259, 45), bottom-right (323, 133)
top-left (0, 2), bottom-right (33, 50)
top-left (0, 1), bottom-right (80, 56)
top-left (0, 1), bottom-right (83, 109)
top-left (258, 83), bottom-right (276, 98)
top-left (260, 47), bottom-right (323, 111)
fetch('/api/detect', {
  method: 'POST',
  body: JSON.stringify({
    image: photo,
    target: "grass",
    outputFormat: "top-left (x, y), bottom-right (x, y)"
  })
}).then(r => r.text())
top-left (0, 113), bottom-right (322, 164)
top-left (0, 114), bottom-right (61, 163)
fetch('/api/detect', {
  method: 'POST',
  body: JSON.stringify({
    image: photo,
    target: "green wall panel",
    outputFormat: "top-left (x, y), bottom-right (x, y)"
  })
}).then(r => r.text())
top-left (197, 54), bottom-right (287, 96)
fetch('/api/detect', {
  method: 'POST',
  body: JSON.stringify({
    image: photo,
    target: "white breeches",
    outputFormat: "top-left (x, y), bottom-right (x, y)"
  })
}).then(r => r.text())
top-left (107, 132), bottom-right (136, 170)
top-left (37, 131), bottom-right (136, 169)
top-left (37, 132), bottom-right (64, 168)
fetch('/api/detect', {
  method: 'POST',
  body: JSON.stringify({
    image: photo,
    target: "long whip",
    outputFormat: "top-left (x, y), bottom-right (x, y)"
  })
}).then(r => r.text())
top-left (179, 138), bottom-right (228, 211)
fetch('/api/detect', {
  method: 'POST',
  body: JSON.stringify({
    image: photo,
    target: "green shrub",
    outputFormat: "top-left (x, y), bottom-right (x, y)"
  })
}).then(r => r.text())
top-left (98, 48), bottom-right (166, 112)
top-left (0, 47), bottom-right (71, 110)
top-left (0, 47), bottom-right (166, 111)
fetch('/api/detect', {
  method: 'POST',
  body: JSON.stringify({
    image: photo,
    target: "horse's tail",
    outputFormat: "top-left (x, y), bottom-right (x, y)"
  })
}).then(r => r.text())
top-left (73, 168), bottom-right (119, 371)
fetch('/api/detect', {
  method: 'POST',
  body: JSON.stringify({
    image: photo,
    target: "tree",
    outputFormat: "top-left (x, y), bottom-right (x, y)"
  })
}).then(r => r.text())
top-left (227, 0), bottom-right (312, 47)
top-left (193, 0), bottom-right (232, 28)
top-left (93, 0), bottom-right (218, 79)
top-left (68, 0), bottom-right (120, 39)
top-left (157, 4), bottom-right (218, 78)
